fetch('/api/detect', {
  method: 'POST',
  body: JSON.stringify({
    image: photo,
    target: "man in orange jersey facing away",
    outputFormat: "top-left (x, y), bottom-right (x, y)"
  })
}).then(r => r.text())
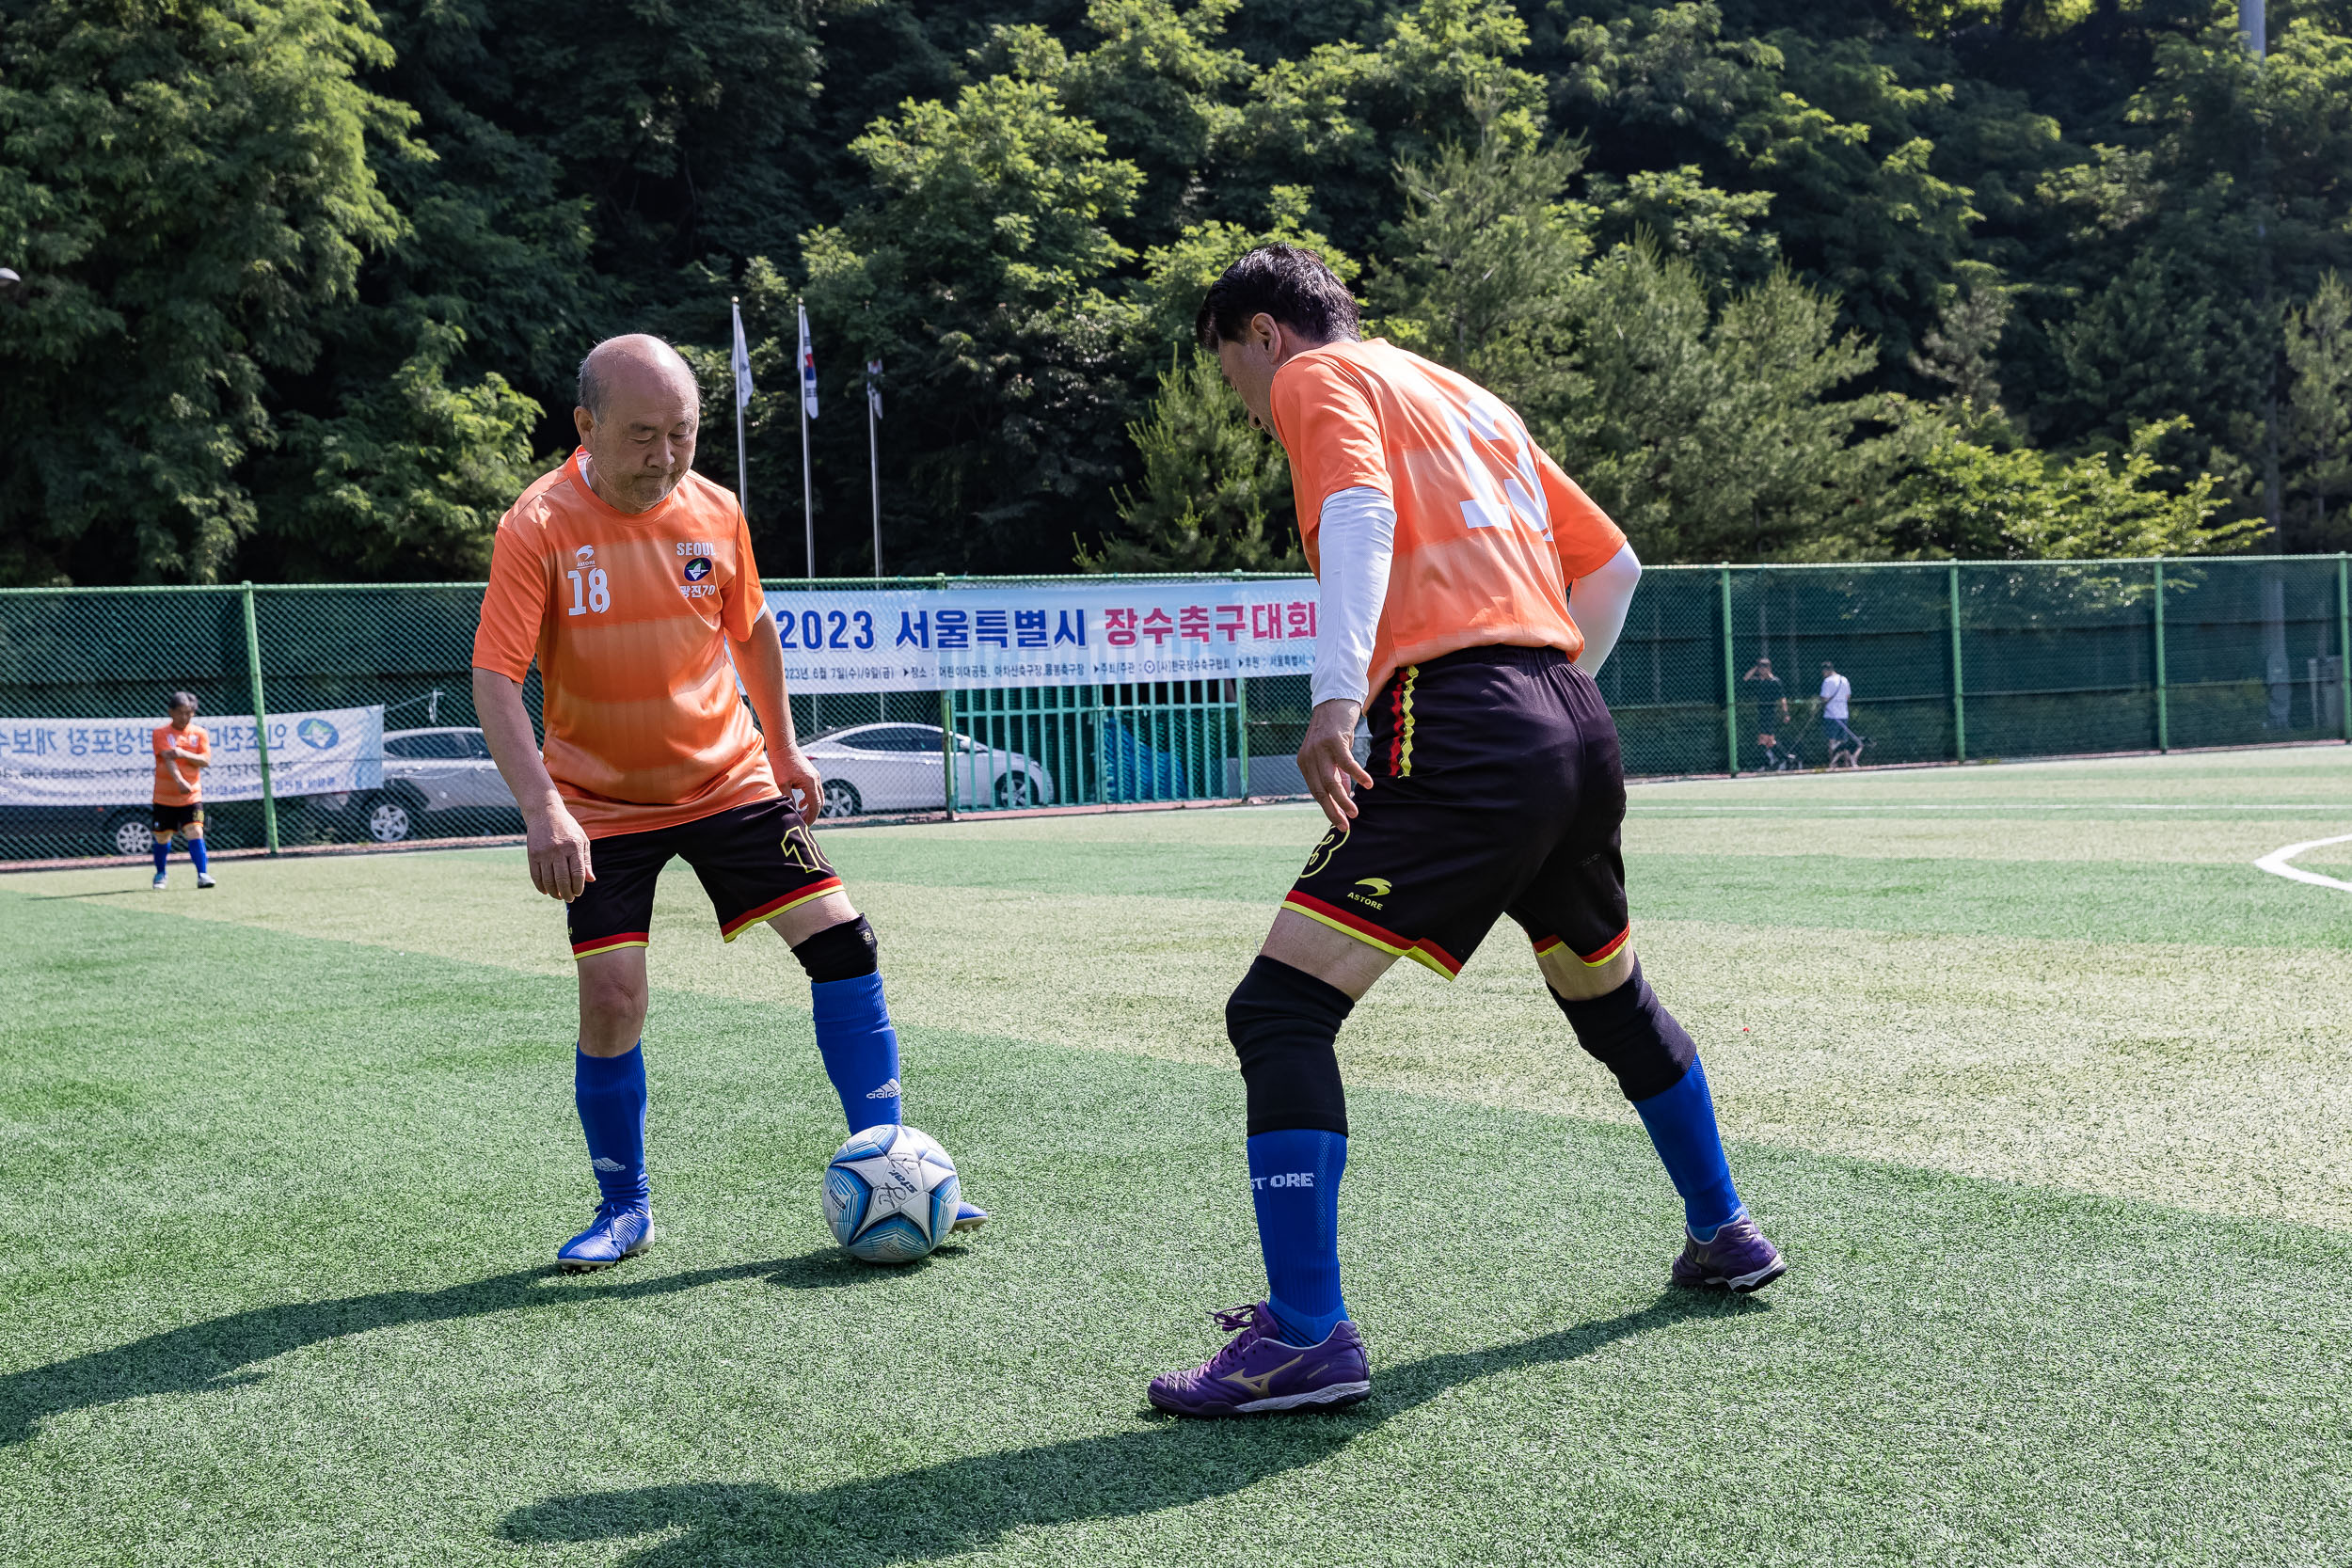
top-left (1147, 246), bottom-right (1782, 1418)
top-left (150, 689), bottom-right (215, 890)
top-left (471, 334), bottom-right (982, 1271)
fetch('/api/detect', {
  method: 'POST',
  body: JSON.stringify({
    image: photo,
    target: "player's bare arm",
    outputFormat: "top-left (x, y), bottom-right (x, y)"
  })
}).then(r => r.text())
top-left (731, 609), bottom-right (857, 942)
top-left (732, 610), bottom-right (824, 815)
top-left (472, 665), bottom-right (593, 902)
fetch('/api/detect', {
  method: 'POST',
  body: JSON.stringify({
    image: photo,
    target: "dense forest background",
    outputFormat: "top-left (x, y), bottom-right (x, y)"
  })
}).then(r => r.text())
top-left (6, 0), bottom-right (2352, 585)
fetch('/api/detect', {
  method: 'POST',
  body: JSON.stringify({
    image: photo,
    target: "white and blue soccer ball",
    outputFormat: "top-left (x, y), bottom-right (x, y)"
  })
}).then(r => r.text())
top-left (822, 1123), bottom-right (961, 1263)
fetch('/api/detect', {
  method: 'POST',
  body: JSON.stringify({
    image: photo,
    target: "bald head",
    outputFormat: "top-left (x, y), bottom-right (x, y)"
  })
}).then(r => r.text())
top-left (573, 334), bottom-right (701, 513)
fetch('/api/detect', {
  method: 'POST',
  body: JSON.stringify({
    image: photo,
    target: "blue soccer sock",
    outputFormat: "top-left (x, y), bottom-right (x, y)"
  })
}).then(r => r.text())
top-left (1248, 1129), bottom-right (1349, 1346)
top-left (575, 1044), bottom-right (649, 1210)
top-left (1631, 1057), bottom-right (1743, 1240)
top-left (151, 837), bottom-right (168, 877)
top-left (811, 972), bottom-right (901, 1130)
top-left (185, 835), bottom-right (208, 874)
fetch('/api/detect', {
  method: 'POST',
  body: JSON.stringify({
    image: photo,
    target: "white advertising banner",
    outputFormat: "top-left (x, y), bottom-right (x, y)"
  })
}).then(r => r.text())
top-left (0, 705), bottom-right (385, 806)
top-left (761, 579), bottom-right (1322, 692)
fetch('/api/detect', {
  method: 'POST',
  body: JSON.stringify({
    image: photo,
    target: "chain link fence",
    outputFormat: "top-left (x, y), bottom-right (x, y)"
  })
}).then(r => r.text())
top-left (0, 557), bottom-right (2344, 865)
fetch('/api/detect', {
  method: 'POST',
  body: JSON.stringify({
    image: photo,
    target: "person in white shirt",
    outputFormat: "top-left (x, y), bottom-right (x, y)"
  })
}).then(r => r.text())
top-left (1820, 661), bottom-right (1860, 762)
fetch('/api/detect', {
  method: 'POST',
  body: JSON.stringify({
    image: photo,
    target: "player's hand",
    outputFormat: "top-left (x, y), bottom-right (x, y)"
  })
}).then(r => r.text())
top-left (770, 742), bottom-right (823, 816)
top-left (524, 800), bottom-right (594, 901)
top-left (1298, 698), bottom-right (1374, 833)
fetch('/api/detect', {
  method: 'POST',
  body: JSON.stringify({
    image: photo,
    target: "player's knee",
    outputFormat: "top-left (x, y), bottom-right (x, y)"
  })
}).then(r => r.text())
top-left (1227, 956), bottom-right (1352, 1136)
top-left (578, 968), bottom-right (647, 1032)
top-left (791, 915), bottom-right (879, 983)
top-left (1551, 958), bottom-right (1696, 1102)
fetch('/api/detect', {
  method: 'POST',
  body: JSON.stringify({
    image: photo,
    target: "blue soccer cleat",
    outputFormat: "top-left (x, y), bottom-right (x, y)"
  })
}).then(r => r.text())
top-left (556, 1202), bottom-right (654, 1272)
top-left (950, 1199), bottom-right (988, 1234)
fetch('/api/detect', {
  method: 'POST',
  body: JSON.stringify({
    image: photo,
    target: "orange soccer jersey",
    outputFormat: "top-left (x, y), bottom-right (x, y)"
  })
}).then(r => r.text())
top-left (471, 450), bottom-right (777, 838)
top-left (1268, 339), bottom-right (1628, 697)
top-left (151, 723), bottom-right (209, 806)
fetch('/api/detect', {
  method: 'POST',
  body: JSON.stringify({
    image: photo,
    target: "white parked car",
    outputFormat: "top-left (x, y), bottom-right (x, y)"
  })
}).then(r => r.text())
top-left (318, 726), bottom-right (517, 843)
top-left (803, 723), bottom-right (1056, 816)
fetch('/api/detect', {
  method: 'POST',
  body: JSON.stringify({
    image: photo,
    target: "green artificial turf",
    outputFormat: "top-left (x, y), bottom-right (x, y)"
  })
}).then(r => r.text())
top-left (3, 749), bottom-right (2350, 1564)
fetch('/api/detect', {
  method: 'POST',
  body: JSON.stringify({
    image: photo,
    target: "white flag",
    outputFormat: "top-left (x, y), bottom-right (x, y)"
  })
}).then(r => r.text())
top-left (729, 300), bottom-right (754, 411)
top-left (866, 357), bottom-right (883, 420)
top-left (798, 302), bottom-right (818, 420)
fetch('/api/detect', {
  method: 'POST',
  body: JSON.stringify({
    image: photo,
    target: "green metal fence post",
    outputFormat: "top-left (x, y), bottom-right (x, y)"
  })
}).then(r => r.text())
top-left (1947, 562), bottom-right (1967, 764)
top-left (2153, 558), bottom-right (2169, 752)
top-left (938, 688), bottom-right (958, 818)
top-left (240, 581), bottom-right (280, 854)
top-left (1718, 564), bottom-right (1738, 776)
top-left (1232, 674), bottom-right (1251, 800)
top-left (2339, 553), bottom-right (2350, 743)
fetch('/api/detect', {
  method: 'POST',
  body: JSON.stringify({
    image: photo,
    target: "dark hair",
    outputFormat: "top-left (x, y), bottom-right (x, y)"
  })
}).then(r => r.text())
top-left (1195, 244), bottom-right (1360, 350)
top-left (168, 690), bottom-right (199, 712)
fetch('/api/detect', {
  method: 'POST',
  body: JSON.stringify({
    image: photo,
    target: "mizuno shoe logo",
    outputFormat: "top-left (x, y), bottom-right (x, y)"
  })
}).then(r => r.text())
top-left (591, 1156), bottom-right (627, 1173)
top-left (866, 1078), bottom-right (901, 1100)
top-left (1227, 1354), bottom-right (1306, 1398)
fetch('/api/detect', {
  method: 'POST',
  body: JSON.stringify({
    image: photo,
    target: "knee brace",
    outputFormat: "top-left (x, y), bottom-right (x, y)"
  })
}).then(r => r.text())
top-left (1227, 956), bottom-right (1353, 1136)
top-left (790, 915), bottom-right (879, 984)
top-left (1552, 958), bottom-right (1696, 1103)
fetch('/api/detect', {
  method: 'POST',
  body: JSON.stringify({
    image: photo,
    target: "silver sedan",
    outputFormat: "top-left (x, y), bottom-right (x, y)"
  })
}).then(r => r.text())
top-left (803, 723), bottom-right (1056, 817)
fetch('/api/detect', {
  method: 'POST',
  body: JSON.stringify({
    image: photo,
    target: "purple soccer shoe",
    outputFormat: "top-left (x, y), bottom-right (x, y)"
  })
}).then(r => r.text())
top-left (1670, 1212), bottom-right (1787, 1293)
top-left (1148, 1303), bottom-right (1372, 1418)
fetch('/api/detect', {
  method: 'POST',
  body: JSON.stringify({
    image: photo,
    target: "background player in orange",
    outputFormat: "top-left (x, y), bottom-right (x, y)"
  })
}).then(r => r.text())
top-left (1148, 246), bottom-right (1782, 1418)
top-left (471, 333), bottom-right (981, 1271)
top-left (150, 690), bottom-right (214, 890)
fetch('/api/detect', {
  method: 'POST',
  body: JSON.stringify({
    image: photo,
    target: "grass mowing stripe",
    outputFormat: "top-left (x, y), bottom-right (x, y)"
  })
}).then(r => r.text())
top-left (4, 874), bottom-right (2349, 1565)
top-left (16, 832), bottom-right (2352, 1231)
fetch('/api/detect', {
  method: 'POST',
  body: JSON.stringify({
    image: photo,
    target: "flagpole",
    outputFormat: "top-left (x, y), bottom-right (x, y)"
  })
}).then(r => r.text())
top-left (799, 301), bottom-right (816, 578)
top-left (731, 298), bottom-right (749, 518)
top-left (867, 363), bottom-right (882, 579)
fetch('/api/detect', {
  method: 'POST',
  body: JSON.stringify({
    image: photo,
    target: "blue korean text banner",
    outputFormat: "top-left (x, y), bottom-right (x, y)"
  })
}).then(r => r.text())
top-left (0, 705), bottom-right (386, 806)
top-left (761, 580), bottom-right (1322, 692)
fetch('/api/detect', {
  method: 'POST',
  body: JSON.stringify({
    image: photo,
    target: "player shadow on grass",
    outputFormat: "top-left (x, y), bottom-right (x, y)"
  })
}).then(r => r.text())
top-left (0, 1249), bottom-right (856, 1446)
top-left (499, 1291), bottom-right (1756, 1568)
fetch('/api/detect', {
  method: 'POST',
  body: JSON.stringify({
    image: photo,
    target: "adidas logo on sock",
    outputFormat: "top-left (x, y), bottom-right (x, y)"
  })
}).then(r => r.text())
top-left (591, 1156), bottom-right (627, 1172)
top-left (866, 1078), bottom-right (901, 1100)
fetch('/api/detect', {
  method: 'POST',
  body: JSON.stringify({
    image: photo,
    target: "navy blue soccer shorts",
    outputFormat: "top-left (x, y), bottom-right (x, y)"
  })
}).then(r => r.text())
top-left (1283, 644), bottom-right (1630, 979)
top-left (565, 796), bottom-right (842, 961)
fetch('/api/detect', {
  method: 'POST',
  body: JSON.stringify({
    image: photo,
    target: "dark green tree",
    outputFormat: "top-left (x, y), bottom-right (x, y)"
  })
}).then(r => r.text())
top-left (0, 0), bottom-right (409, 584)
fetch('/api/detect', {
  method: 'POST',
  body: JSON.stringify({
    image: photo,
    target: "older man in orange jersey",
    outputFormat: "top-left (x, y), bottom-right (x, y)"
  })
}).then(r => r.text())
top-left (1147, 246), bottom-right (1781, 1418)
top-left (472, 334), bottom-right (980, 1271)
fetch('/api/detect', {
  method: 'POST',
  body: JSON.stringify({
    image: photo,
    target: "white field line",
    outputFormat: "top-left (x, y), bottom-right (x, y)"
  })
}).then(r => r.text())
top-left (2252, 832), bottom-right (2352, 894)
top-left (1627, 802), bottom-right (2342, 813)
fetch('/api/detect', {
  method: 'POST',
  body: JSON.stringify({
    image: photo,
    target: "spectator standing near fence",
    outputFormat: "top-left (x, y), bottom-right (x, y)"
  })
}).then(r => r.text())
top-left (149, 691), bottom-right (214, 890)
top-left (1820, 660), bottom-right (1859, 762)
top-left (469, 332), bottom-right (982, 1272)
top-left (1742, 657), bottom-right (1789, 768)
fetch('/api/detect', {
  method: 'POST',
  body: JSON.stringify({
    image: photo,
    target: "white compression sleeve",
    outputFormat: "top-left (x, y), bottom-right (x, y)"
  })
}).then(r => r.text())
top-left (1567, 543), bottom-right (1642, 673)
top-left (1311, 485), bottom-right (1397, 706)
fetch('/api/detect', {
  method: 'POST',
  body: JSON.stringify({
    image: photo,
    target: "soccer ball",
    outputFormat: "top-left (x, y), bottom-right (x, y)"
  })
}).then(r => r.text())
top-left (822, 1123), bottom-right (961, 1263)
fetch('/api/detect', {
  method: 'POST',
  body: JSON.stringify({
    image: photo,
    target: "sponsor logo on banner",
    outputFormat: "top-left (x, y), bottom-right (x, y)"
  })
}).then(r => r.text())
top-left (297, 718), bottom-right (340, 750)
